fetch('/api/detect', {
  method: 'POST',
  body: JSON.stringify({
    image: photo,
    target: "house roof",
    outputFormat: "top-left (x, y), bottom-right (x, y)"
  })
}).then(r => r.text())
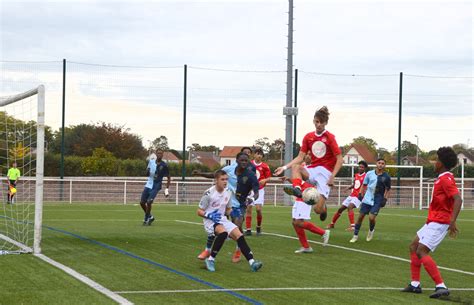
top-left (190, 151), bottom-right (220, 168)
top-left (402, 156), bottom-right (428, 165)
top-left (347, 143), bottom-right (377, 164)
top-left (219, 146), bottom-right (244, 158)
top-left (162, 151), bottom-right (180, 161)
top-left (458, 151), bottom-right (474, 161)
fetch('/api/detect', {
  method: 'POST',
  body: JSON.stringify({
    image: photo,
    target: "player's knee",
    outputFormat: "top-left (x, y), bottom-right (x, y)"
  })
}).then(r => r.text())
top-left (146, 199), bottom-right (154, 205)
top-left (292, 219), bottom-right (303, 227)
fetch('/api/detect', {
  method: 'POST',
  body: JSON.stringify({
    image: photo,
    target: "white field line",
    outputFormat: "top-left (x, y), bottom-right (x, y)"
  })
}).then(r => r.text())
top-left (35, 254), bottom-right (133, 305)
top-left (175, 220), bottom-right (474, 276)
top-left (115, 287), bottom-right (474, 294)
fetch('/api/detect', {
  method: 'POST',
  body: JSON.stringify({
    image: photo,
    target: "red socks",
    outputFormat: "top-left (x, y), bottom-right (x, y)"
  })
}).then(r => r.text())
top-left (348, 210), bottom-right (355, 225)
top-left (293, 224), bottom-right (309, 248)
top-left (331, 212), bottom-right (341, 224)
top-left (302, 221), bottom-right (325, 236)
top-left (421, 255), bottom-right (444, 285)
top-left (410, 252), bottom-right (421, 281)
top-left (245, 216), bottom-right (252, 229)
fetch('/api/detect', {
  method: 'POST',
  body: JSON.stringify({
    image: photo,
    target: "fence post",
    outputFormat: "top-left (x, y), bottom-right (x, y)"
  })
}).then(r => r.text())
top-left (69, 180), bottom-right (72, 204)
top-left (412, 187), bottom-right (415, 209)
top-left (419, 166), bottom-right (423, 210)
top-left (175, 181), bottom-right (179, 205)
top-left (274, 185), bottom-right (277, 207)
top-left (337, 180), bottom-right (341, 206)
top-left (123, 181), bottom-right (127, 205)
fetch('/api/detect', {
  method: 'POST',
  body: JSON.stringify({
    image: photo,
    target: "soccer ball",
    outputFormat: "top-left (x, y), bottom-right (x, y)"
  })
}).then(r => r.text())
top-left (302, 187), bottom-right (320, 206)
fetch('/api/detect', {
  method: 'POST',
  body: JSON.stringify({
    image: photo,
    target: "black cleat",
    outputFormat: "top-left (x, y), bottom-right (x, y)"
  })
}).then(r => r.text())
top-left (401, 284), bottom-right (422, 294)
top-left (245, 230), bottom-right (252, 236)
top-left (429, 287), bottom-right (450, 299)
top-left (147, 215), bottom-right (155, 226)
top-left (283, 186), bottom-right (302, 198)
top-left (256, 226), bottom-right (262, 236)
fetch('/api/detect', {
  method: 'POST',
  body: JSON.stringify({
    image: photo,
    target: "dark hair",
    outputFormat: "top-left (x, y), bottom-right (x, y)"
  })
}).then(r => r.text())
top-left (156, 148), bottom-right (164, 153)
top-left (254, 148), bottom-right (264, 156)
top-left (236, 151), bottom-right (249, 159)
top-left (376, 158), bottom-right (385, 163)
top-left (214, 169), bottom-right (228, 179)
top-left (240, 146), bottom-right (253, 154)
top-left (358, 160), bottom-right (368, 168)
top-left (314, 106), bottom-right (330, 123)
top-left (437, 146), bottom-right (457, 170)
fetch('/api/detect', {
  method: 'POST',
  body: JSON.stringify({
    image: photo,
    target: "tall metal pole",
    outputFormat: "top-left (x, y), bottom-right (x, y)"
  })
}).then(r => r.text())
top-left (60, 59), bottom-right (66, 201)
top-left (396, 72), bottom-right (403, 205)
top-left (293, 68), bottom-right (298, 158)
top-left (181, 64), bottom-right (187, 181)
top-left (285, 0), bottom-right (294, 169)
top-left (415, 135), bottom-right (419, 164)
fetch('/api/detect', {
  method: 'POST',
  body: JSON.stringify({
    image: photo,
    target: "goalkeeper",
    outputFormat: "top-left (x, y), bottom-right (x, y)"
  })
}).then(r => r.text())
top-left (197, 170), bottom-right (262, 272)
top-left (7, 162), bottom-right (20, 204)
top-left (139, 149), bottom-right (170, 225)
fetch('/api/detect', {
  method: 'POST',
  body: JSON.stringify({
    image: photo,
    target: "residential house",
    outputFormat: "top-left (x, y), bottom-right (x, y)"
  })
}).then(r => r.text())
top-left (343, 143), bottom-right (377, 165)
top-left (219, 146), bottom-right (244, 166)
top-left (457, 151), bottom-right (474, 165)
top-left (189, 151), bottom-right (220, 169)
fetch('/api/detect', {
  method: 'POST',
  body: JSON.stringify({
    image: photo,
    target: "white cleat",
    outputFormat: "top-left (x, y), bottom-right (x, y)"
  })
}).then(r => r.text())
top-left (294, 247), bottom-right (314, 254)
top-left (322, 230), bottom-right (330, 246)
top-left (366, 230), bottom-right (374, 242)
top-left (349, 235), bottom-right (358, 243)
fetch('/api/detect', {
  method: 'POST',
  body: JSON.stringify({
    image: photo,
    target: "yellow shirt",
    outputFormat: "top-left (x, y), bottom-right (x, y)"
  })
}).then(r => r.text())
top-left (7, 168), bottom-right (21, 181)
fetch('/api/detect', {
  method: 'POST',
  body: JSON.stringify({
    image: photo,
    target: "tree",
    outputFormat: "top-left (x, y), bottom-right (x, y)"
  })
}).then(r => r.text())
top-left (149, 135), bottom-right (169, 151)
top-left (81, 147), bottom-right (118, 176)
top-left (352, 136), bottom-right (377, 155)
top-left (254, 137), bottom-right (272, 154)
top-left (187, 143), bottom-right (220, 153)
top-left (399, 140), bottom-right (418, 157)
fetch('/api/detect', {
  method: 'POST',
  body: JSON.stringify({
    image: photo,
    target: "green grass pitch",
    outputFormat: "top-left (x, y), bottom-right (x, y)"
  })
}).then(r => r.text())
top-left (1, 204), bottom-right (473, 305)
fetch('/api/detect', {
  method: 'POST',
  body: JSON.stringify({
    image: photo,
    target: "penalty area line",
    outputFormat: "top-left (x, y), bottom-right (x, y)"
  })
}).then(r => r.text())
top-left (115, 287), bottom-right (474, 294)
top-left (175, 220), bottom-right (474, 276)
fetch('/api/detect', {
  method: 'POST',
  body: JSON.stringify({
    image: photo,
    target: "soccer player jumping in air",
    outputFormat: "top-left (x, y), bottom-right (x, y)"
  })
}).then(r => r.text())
top-left (327, 161), bottom-right (368, 231)
top-left (402, 147), bottom-right (462, 299)
top-left (274, 106), bottom-right (343, 221)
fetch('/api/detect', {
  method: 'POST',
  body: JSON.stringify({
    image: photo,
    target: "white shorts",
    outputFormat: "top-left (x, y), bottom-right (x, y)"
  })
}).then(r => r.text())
top-left (417, 222), bottom-right (449, 252)
top-left (305, 166), bottom-right (332, 199)
top-left (203, 218), bottom-right (237, 235)
top-left (250, 189), bottom-right (265, 205)
top-left (292, 201), bottom-right (312, 220)
top-left (342, 196), bottom-right (361, 208)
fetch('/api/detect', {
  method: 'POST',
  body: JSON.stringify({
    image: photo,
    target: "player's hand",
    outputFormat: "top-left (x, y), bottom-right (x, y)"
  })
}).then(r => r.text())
top-left (327, 175), bottom-right (335, 187)
top-left (230, 207), bottom-right (242, 218)
top-left (448, 222), bottom-right (458, 239)
top-left (164, 188), bottom-right (170, 198)
top-left (381, 198), bottom-right (387, 207)
top-left (245, 196), bottom-right (255, 206)
top-left (205, 209), bottom-right (222, 223)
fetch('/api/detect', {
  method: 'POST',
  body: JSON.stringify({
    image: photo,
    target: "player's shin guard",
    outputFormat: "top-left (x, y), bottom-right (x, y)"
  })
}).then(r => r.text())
top-left (348, 210), bottom-right (355, 225)
top-left (236, 236), bottom-right (254, 261)
top-left (245, 215), bottom-right (252, 230)
top-left (302, 221), bottom-right (325, 236)
top-left (206, 235), bottom-right (215, 250)
top-left (210, 232), bottom-right (228, 259)
top-left (293, 224), bottom-right (310, 248)
top-left (331, 212), bottom-right (341, 225)
top-left (410, 252), bottom-right (422, 282)
top-left (354, 223), bottom-right (362, 236)
top-left (421, 256), bottom-right (444, 285)
top-left (257, 214), bottom-right (262, 227)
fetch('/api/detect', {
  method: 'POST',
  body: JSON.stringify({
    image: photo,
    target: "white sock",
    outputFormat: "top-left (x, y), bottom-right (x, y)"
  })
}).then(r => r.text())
top-left (411, 281), bottom-right (420, 287)
top-left (248, 259), bottom-right (255, 265)
top-left (436, 283), bottom-right (447, 289)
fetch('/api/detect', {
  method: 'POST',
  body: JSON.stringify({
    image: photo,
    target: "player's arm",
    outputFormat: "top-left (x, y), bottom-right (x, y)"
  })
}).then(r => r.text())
top-left (328, 154), bottom-right (343, 187)
top-left (384, 175), bottom-right (392, 199)
top-left (273, 151), bottom-right (306, 176)
top-left (164, 168), bottom-right (171, 197)
top-left (448, 194), bottom-right (462, 238)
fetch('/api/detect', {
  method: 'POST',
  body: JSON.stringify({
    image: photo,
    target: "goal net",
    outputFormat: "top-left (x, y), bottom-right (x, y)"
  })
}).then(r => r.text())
top-left (0, 86), bottom-right (45, 254)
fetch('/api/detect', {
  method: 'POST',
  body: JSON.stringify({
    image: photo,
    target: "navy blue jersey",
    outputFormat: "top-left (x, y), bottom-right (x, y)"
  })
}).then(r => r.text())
top-left (153, 161), bottom-right (169, 187)
top-left (362, 170), bottom-right (391, 206)
top-left (235, 167), bottom-right (259, 206)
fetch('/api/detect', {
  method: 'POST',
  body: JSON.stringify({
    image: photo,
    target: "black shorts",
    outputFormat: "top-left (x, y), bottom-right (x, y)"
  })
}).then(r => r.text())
top-left (9, 180), bottom-right (16, 187)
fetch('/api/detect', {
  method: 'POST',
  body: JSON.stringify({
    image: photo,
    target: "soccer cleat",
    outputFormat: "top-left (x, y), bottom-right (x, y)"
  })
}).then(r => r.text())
top-left (294, 247), bottom-right (314, 254)
top-left (143, 215), bottom-right (149, 225)
top-left (401, 284), bottom-right (422, 294)
top-left (366, 230), bottom-right (374, 242)
top-left (349, 235), bottom-right (358, 243)
top-left (326, 223), bottom-right (334, 229)
top-left (205, 258), bottom-right (215, 272)
top-left (322, 230), bottom-right (330, 246)
top-left (429, 287), bottom-right (450, 299)
top-left (147, 215), bottom-right (155, 226)
top-left (245, 230), bottom-right (252, 236)
top-left (197, 249), bottom-right (210, 260)
top-left (256, 226), bottom-right (262, 236)
top-left (283, 186), bottom-right (303, 198)
top-left (250, 260), bottom-right (263, 272)
top-left (232, 250), bottom-right (241, 263)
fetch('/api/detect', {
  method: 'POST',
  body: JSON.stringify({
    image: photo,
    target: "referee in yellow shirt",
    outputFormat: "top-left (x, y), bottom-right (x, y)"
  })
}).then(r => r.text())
top-left (7, 162), bottom-right (20, 204)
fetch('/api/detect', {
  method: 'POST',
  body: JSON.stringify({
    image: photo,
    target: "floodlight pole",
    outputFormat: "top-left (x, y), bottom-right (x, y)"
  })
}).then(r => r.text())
top-left (182, 64), bottom-right (187, 181)
top-left (60, 59), bottom-right (66, 201)
top-left (396, 72), bottom-right (403, 205)
top-left (293, 68), bottom-right (298, 158)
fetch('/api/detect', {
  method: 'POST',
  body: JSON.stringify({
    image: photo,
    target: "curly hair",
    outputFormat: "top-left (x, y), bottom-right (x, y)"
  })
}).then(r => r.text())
top-left (437, 146), bottom-right (458, 170)
top-left (314, 106), bottom-right (330, 123)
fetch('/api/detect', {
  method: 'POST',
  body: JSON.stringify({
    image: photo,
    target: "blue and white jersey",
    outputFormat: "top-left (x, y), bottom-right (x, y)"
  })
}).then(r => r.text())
top-left (362, 170), bottom-right (391, 206)
top-left (222, 163), bottom-right (240, 208)
top-left (144, 160), bottom-right (157, 189)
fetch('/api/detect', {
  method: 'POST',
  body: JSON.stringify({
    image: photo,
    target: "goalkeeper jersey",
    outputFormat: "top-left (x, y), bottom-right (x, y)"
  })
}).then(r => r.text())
top-left (199, 186), bottom-right (232, 216)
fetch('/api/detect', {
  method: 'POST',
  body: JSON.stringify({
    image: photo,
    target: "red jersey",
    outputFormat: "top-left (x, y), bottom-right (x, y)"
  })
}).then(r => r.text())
top-left (350, 172), bottom-right (366, 197)
top-left (427, 171), bottom-right (459, 225)
top-left (251, 160), bottom-right (271, 189)
top-left (300, 130), bottom-right (341, 172)
top-left (295, 181), bottom-right (315, 202)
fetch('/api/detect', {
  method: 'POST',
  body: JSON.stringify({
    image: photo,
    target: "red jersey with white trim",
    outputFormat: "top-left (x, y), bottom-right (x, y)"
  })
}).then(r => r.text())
top-left (300, 130), bottom-right (341, 172)
top-left (350, 172), bottom-right (366, 197)
top-left (427, 171), bottom-right (459, 225)
top-left (251, 160), bottom-right (271, 189)
top-left (295, 181), bottom-right (315, 202)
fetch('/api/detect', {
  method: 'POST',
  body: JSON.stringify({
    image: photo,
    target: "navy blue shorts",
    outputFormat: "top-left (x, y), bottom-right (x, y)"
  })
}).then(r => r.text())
top-left (140, 184), bottom-right (162, 204)
top-left (360, 202), bottom-right (381, 216)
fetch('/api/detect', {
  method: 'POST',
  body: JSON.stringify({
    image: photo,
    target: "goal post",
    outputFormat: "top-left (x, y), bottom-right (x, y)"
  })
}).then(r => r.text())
top-left (342, 163), bottom-right (424, 210)
top-left (0, 85), bottom-right (45, 254)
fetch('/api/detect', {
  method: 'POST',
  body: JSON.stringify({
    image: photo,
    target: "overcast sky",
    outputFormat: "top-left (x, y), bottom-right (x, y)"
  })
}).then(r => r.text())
top-left (1, 0), bottom-right (472, 152)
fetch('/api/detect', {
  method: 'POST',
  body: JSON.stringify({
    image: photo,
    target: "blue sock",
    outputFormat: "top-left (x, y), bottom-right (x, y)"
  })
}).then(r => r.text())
top-left (369, 222), bottom-right (375, 231)
top-left (206, 235), bottom-right (215, 250)
top-left (354, 223), bottom-right (361, 236)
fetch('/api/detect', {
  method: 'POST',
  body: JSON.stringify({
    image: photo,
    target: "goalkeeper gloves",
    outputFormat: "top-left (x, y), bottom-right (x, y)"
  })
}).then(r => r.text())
top-left (230, 207), bottom-right (242, 219)
top-left (164, 188), bottom-right (169, 198)
top-left (205, 209), bottom-right (222, 223)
